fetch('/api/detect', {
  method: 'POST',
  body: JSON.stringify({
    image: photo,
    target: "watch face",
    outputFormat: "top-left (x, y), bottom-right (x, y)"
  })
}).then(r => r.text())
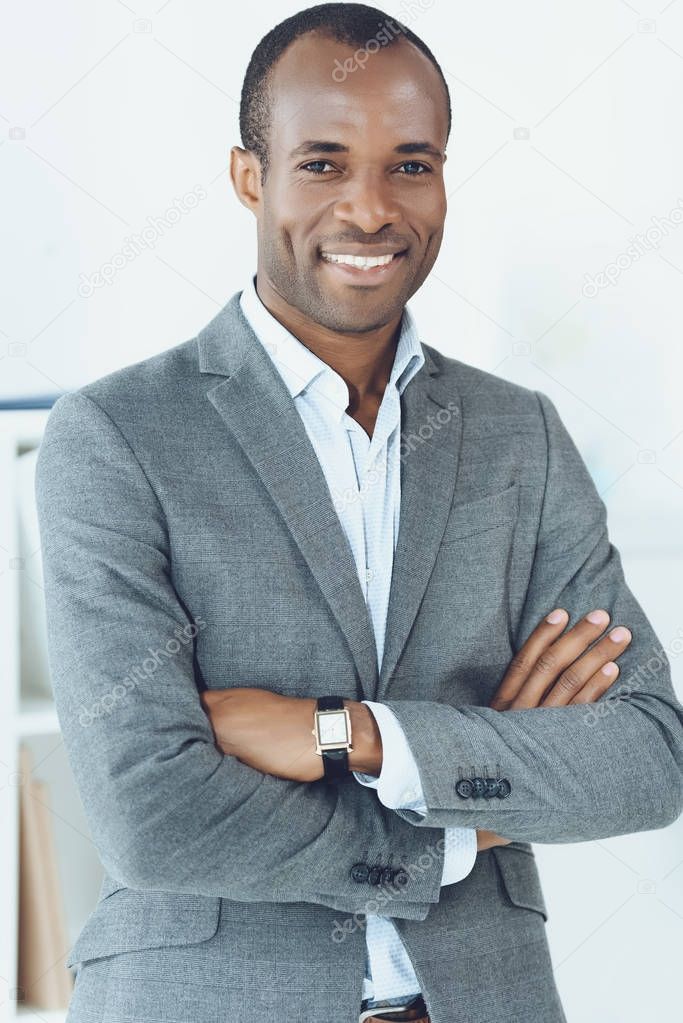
top-left (317, 711), bottom-right (348, 745)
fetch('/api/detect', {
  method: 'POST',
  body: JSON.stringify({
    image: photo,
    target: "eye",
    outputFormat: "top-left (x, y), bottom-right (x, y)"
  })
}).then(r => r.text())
top-left (300, 160), bottom-right (432, 176)
top-left (300, 161), bottom-right (336, 175)
top-left (397, 161), bottom-right (431, 175)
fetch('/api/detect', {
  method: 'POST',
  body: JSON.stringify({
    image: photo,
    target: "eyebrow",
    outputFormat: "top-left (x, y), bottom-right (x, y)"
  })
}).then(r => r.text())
top-left (289, 140), bottom-right (444, 161)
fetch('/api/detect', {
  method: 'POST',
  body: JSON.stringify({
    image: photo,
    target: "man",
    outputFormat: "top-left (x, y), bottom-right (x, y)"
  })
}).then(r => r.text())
top-left (35, 4), bottom-right (683, 1023)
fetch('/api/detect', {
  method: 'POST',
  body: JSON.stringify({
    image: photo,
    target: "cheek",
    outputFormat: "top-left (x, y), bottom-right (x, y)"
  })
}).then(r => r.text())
top-left (427, 199), bottom-right (447, 236)
top-left (268, 210), bottom-right (317, 261)
top-left (422, 183), bottom-right (447, 227)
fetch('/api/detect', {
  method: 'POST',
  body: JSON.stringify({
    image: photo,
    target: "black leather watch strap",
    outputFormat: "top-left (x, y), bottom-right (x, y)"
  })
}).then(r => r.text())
top-left (317, 695), bottom-right (344, 711)
top-left (322, 746), bottom-right (349, 781)
top-left (316, 696), bottom-right (349, 781)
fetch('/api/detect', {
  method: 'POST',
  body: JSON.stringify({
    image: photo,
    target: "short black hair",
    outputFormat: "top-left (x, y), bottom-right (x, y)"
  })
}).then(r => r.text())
top-left (239, 2), bottom-right (452, 183)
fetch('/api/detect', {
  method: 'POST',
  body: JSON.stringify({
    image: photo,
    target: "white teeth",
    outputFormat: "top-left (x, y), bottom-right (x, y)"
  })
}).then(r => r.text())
top-left (321, 252), bottom-right (397, 269)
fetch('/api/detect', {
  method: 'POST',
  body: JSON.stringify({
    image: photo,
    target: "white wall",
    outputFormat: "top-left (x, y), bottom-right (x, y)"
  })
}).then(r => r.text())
top-left (2, 2), bottom-right (682, 1020)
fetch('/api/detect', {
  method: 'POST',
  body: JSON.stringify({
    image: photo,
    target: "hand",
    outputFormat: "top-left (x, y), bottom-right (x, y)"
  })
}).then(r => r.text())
top-left (490, 606), bottom-right (631, 710)
top-left (199, 687), bottom-right (323, 782)
top-left (476, 606), bottom-right (632, 850)
top-left (477, 829), bottom-right (511, 851)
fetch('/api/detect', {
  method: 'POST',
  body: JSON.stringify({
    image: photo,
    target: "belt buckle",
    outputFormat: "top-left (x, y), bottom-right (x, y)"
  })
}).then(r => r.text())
top-left (359, 993), bottom-right (428, 1022)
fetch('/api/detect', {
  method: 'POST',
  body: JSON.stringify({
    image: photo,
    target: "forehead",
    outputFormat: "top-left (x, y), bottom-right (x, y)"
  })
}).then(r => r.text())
top-left (267, 32), bottom-right (447, 152)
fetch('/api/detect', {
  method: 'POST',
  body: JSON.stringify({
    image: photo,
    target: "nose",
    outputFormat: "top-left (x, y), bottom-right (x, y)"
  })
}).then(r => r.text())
top-left (332, 170), bottom-right (401, 234)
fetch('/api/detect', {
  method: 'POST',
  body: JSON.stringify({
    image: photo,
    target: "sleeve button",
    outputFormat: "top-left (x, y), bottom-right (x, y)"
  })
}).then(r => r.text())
top-left (455, 779), bottom-right (473, 798)
top-left (350, 862), bottom-right (369, 883)
top-left (471, 777), bottom-right (486, 798)
top-left (367, 866), bottom-right (383, 886)
top-left (496, 778), bottom-right (512, 798)
top-left (393, 869), bottom-right (409, 888)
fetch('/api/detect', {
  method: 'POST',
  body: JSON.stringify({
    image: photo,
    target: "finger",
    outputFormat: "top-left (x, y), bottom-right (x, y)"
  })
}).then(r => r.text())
top-left (539, 626), bottom-right (631, 707)
top-left (490, 608), bottom-right (569, 709)
top-left (508, 609), bottom-right (615, 709)
top-left (567, 661), bottom-right (620, 704)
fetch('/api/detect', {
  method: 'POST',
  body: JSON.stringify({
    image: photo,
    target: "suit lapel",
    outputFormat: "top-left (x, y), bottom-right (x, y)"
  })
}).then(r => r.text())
top-left (375, 361), bottom-right (462, 701)
top-left (198, 293), bottom-right (378, 701)
top-left (197, 292), bottom-right (463, 704)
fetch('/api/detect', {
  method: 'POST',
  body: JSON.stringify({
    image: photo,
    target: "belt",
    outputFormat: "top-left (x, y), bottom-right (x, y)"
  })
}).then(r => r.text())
top-left (359, 993), bottom-right (430, 1022)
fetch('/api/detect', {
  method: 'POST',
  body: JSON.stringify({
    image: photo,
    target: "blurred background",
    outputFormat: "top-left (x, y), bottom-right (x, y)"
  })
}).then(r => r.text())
top-left (1, 1), bottom-right (682, 1021)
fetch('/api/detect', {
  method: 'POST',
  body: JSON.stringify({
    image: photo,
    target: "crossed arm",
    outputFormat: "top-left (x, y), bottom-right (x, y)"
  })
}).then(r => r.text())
top-left (36, 389), bottom-right (683, 925)
top-left (197, 389), bottom-right (683, 845)
top-left (198, 602), bottom-right (637, 838)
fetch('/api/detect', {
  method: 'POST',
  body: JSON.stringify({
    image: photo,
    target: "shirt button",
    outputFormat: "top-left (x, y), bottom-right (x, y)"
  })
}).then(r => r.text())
top-left (365, 568), bottom-right (374, 582)
top-left (402, 788), bottom-right (417, 802)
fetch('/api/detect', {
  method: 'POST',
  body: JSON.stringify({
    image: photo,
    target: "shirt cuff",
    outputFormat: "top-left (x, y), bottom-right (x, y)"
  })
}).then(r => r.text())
top-left (441, 826), bottom-right (478, 885)
top-left (352, 700), bottom-right (427, 811)
top-left (353, 701), bottom-right (478, 888)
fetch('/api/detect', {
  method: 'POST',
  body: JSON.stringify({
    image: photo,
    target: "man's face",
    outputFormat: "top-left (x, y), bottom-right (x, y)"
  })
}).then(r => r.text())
top-left (251, 32), bottom-right (448, 334)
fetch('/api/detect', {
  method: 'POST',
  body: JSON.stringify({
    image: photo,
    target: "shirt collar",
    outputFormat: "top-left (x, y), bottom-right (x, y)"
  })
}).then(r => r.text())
top-left (239, 274), bottom-right (425, 423)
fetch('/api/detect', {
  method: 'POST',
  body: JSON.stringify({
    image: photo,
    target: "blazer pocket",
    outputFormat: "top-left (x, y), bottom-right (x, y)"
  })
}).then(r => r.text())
top-left (490, 845), bottom-right (549, 922)
top-left (65, 887), bottom-right (221, 968)
top-left (440, 482), bottom-right (519, 544)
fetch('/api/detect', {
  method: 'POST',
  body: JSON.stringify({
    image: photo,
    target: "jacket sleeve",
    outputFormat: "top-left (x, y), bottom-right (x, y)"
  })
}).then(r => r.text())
top-left (352, 701), bottom-right (478, 885)
top-left (34, 390), bottom-right (447, 920)
top-left (383, 390), bottom-right (683, 843)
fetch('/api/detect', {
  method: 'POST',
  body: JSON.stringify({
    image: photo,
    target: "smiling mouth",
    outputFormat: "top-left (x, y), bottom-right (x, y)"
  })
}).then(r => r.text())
top-left (318, 249), bottom-right (408, 278)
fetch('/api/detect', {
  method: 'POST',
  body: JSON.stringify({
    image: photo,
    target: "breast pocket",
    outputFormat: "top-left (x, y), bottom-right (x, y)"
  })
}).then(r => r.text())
top-left (65, 886), bottom-right (221, 968)
top-left (440, 481), bottom-right (520, 545)
top-left (423, 483), bottom-right (520, 662)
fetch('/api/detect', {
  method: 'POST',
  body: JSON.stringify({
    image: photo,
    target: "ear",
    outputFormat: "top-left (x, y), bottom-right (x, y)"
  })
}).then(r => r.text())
top-left (230, 146), bottom-right (262, 214)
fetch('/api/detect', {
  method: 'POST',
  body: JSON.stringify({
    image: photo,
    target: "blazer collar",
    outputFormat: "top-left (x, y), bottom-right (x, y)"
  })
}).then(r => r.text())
top-left (237, 272), bottom-right (425, 414)
top-left (197, 289), bottom-right (462, 702)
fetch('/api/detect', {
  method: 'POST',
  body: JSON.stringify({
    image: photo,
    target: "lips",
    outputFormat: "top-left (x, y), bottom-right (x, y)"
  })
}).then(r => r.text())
top-left (318, 248), bottom-right (408, 284)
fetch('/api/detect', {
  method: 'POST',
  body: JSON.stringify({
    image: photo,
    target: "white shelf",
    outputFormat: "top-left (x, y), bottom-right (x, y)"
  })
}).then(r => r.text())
top-left (1, 407), bottom-right (100, 1023)
top-left (15, 697), bottom-right (60, 737)
top-left (16, 1007), bottom-right (67, 1023)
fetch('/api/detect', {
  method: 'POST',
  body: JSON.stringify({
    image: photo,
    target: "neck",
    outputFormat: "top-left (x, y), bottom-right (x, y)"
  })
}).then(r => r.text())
top-left (253, 274), bottom-right (403, 408)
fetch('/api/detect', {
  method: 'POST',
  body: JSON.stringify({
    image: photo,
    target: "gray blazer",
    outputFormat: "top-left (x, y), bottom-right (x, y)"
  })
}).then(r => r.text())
top-left (35, 291), bottom-right (683, 1023)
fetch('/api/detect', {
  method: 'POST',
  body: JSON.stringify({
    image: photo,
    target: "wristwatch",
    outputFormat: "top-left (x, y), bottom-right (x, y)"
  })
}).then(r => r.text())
top-left (312, 695), bottom-right (353, 781)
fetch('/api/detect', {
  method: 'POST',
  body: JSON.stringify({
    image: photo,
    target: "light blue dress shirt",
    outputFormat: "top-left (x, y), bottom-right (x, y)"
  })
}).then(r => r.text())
top-left (239, 275), bottom-right (477, 1005)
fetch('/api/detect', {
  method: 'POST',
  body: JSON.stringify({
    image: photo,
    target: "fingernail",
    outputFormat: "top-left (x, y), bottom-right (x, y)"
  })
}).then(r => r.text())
top-left (609, 627), bottom-right (631, 643)
top-left (601, 662), bottom-right (618, 675)
top-left (546, 609), bottom-right (567, 624)
top-left (587, 609), bottom-right (609, 625)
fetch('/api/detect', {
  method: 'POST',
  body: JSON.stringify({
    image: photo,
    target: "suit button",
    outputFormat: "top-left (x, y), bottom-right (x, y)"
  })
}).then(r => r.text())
top-left (350, 862), bottom-right (369, 883)
top-left (483, 778), bottom-right (500, 798)
top-left (367, 866), bottom-right (383, 886)
top-left (381, 867), bottom-right (395, 886)
top-left (455, 779), bottom-right (473, 798)
top-left (496, 778), bottom-right (512, 798)
top-left (393, 869), bottom-right (409, 888)
top-left (471, 777), bottom-right (486, 798)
